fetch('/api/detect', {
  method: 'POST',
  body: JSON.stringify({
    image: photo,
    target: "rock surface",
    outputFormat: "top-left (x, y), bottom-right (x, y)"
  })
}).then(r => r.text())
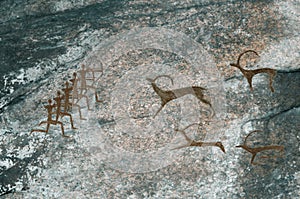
top-left (0, 0), bottom-right (299, 198)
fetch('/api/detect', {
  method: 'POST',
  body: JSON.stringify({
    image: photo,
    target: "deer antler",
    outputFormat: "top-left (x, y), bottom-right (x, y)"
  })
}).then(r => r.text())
top-left (150, 75), bottom-right (174, 85)
top-left (243, 129), bottom-right (263, 146)
top-left (236, 50), bottom-right (259, 67)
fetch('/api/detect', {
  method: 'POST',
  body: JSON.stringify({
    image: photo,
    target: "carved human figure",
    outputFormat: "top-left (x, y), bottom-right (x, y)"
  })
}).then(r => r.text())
top-left (31, 99), bottom-right (68, 137)
top-left (77, 64), bottom-right (102, 102)
top-left (63, 80), bottom-right (87, 120)
top-left (70, 72), bottom-right (91, 110)
top-left (53, 90), bottom-right (77, 129)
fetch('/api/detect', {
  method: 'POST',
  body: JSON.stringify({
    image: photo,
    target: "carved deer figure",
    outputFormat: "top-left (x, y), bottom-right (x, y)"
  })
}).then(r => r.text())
top-left (146, 75), bottom-right (214, 118)
top-left (236, 130), bottom-right (284, 165)
top-left (172, 123), bottom-right (225, 153)
top-left (230, 50), bottom-right (277, 92)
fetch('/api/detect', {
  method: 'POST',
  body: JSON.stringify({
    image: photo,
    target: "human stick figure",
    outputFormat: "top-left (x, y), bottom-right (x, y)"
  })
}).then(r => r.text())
top-left (62, 80), bottom-right (87, 120)
top-left (70, 72), bottom-right (92, 111)
top-left (82, 63), bottom-right (103, 87)
top-left (31, 99), bottom-right (68, 137)
top-left (77, 64), bottom-right (102, 102)
top-left (53, 90), bottom-right (77, 130)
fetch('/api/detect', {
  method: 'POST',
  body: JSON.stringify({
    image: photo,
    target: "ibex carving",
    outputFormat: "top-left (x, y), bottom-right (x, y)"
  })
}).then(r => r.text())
top-left (147, 75), bottom-right (214, 118)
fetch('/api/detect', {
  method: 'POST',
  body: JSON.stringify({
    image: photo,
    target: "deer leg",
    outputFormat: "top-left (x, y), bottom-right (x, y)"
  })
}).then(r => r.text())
top-left (250, 153), bottom-right (257, 165)
top-left (199, 98), bottom-right (212, 108)
top-left (179, 130), bottom-right (192, 143)
top-left (269, 79), bottom-right (275, 92)
top-left (260, 147), bottom-right (284, 160)
top-left (153, 103), bottom-right (167, 118)
top-left (199, 98), bottom-right (215, 117)
top-left (72, 104), bottom-right (86, 120)
top-left (171, 144), bottom-right (191, 150)
top-left (279, 147), bottom-right (284, 158)
top-left (259, 155), bottom-right (279, 161)
top-left (246, 76), bottom-right (254, 91)
top-left (172, 130), bottom-right (194, 150)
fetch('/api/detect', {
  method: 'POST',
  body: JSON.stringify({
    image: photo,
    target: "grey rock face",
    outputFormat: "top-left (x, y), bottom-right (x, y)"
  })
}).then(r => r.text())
top-left (0, 0), bottom-right (299, 198)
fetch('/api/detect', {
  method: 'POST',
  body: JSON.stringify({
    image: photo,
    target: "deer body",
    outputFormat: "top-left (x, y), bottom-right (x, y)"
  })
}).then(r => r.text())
top-left (173, 123), bottom-right (225, 153)
top-left (236, 145), bottom-right (284, 154)
top-left (190, 141), bottom-right (225, 152)
top-left (147, 76), bottom-right (213, 117)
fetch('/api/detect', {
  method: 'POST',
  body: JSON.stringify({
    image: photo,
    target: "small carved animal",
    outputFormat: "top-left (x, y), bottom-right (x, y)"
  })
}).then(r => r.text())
top-left (172, 123), bottom-right (225, 153)
top-left (230, 50), bottom-right (276, 92)
top-left (147, 75), bottom-right (214, 117)
top-left (236, 130), bottom-right (284, 165)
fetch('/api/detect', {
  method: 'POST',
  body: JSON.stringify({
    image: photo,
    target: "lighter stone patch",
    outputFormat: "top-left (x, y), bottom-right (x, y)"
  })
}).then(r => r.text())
top-left (79, 27), bottom-right (226, 173)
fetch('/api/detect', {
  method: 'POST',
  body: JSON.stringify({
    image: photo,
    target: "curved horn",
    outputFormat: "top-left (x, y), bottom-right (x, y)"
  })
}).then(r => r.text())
top-left (153, 75), bottom-right (174, 85)
top-left (237, 50), bottom-right (259, 67)
top-left (180, 123), bottom-right (201, 132)
top-left (244, 129), bottom-right (263, 146)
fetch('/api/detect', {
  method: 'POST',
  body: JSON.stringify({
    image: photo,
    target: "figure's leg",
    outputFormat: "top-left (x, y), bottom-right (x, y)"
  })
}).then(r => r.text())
top-left (45, 123), bottom-right (52, 133)
top-left (95, 92), bottom-right (102, 103)
top-left (72, 103), bottom-right (86, 120)
top-left (78, 94), bottom-right (91, 110)
top-left (31, 129), bottom-right (47, 134)
top-left (61, 113), bottom-right (77, 129)
top-left (67, 102), bottom-right (73, 112)
top-left (57, 121), bottom-right (68, 138)
top-left (39, 121), bottom-right (47, 126)
top-left (86, 85), bottom-right (102, 103)
top-left (31, 122), bottom-right (50, 134)
top-left (79, 86), bottom-right (86, 95)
